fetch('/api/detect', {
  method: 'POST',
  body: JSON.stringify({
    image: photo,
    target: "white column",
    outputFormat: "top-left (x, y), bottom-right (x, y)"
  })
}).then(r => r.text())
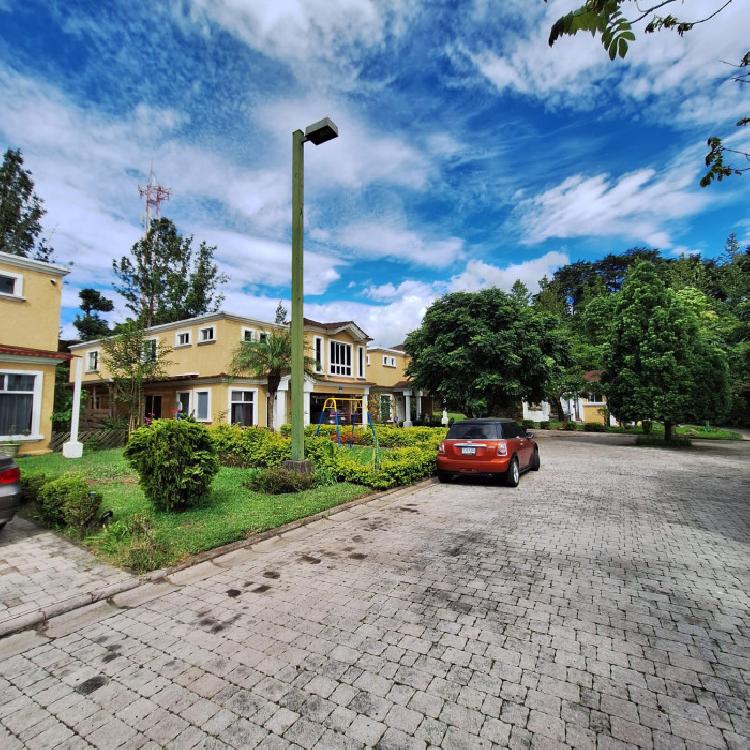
top-left (404, 390), bottom-right (412, 427)
top-left (63, 357), bottom-right (84, 459)
top-left (415, 390), bottom-right (422, 421)
top-left (303, 380), bottom-right (312, 426)
top-left (275, 379), bottom-right (289, 429)
top-left (362, 387), bottom-right (370, 426)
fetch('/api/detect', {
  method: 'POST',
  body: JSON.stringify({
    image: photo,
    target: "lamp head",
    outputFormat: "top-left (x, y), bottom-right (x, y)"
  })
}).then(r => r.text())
top-left (304, 117), bottom-right (339, 145)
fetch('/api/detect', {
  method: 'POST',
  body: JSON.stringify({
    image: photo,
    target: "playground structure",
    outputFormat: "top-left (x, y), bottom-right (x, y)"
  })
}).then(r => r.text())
top-left (314, 397), bottom-right (381, 466)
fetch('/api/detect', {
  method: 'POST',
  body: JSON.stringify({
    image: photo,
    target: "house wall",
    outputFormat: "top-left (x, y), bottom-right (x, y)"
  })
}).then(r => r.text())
top-left (522, 401), bottom-right (550, 422)
top-left (0, 256), bottom-right (65, 351)
top-left (366, 349), bottom-right (410, 388)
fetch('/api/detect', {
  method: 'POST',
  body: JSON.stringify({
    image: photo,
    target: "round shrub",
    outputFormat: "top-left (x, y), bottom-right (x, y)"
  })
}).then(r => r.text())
top-left (563, 421), bottom-right (577, 431)
top-left (125, 420), bottom-right (219, 511)
top-left (539, 421), bottom-right (550, 430)
top-left (36, 473), bottom-right (99, 534)
top-left (584, 422), bottom-right (607, 432)
top-left (19, 473), bottom-right (50, 505)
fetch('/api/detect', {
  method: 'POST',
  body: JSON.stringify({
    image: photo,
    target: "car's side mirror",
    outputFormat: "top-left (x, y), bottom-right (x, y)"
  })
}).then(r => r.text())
top-left (526, 430), bottom-right (534, 439)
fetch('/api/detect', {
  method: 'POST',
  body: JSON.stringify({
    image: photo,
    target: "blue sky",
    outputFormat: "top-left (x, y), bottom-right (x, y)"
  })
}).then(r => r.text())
top-left (1, 0), bottom-right (748, 345)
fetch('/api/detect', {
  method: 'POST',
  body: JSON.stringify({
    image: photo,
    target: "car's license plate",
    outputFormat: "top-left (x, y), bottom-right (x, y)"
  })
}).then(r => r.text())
top-left (461, 447), bottom-right (476, 455)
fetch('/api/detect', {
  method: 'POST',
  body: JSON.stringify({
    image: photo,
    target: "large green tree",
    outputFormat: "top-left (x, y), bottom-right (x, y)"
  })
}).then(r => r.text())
top-left (0, 148), bottom-right (53, 261)
top-left (73, 288), bottom-right (114, 341)
top-left (545, 0), bottom-right (748, 187)
top-left (604, 261), bottom-right (731, 440)
top-left (113, 217), bottom-right (227, 327)
top-left (404, 288), bottom-right (570, 417)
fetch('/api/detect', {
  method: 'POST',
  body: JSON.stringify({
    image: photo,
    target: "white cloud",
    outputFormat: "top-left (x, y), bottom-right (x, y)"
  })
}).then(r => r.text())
top-left (363, 279), bottom-right (441, 301)
top-left (463, 0), bottom-right (750, 128)
top-left (449, 251), bottom-right (569, 293)
top-left (511, 144), bottom-right (720, 247)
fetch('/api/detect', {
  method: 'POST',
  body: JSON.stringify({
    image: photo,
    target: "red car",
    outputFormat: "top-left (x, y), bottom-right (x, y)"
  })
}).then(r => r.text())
top-left (437, 418), bottom-right (540, 487)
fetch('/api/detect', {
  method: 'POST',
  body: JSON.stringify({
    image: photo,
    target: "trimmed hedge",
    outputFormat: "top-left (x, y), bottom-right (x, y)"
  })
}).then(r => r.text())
top-left (245, 467), bottom-right (316, 494)
top-left (36, 473), bottom-right (101, 535)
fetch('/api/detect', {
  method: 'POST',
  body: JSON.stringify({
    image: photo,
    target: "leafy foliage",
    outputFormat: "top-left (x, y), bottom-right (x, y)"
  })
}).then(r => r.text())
top-left (0, 148), bottom-right (53, 260)
top-left (210, 424), bottom-right (292, 467)
top-left (74, 288), bottom-right (114, 341)
top-left (245, 466), bottom-right (315, 494)
top-left (125, 420), bottom-right (219, 511)
top-left (19, 473), bottom-right (49, 505)
top-left (404, 288), bottom-right (569, 417)
top-left (36, 473), bottom-right (101, 535)
top-left (113, 217), bottom-right (227, 327)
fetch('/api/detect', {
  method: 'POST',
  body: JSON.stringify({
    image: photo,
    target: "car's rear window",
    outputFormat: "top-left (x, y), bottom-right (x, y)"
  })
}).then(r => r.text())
top-left (446, 423), bottom-right (499, 439)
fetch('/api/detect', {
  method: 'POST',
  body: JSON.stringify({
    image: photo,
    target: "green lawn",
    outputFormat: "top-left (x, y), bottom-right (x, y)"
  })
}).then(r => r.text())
top-left (18, 448), bottom-right (369, 571)
top-left (543, 421), bottom-right (742, 440)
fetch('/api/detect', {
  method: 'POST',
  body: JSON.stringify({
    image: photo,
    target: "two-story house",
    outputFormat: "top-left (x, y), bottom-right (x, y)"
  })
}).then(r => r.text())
top-left (0, 251), bottom-right (70, 455)
top-left (69, 313), bottom-right (373, 430)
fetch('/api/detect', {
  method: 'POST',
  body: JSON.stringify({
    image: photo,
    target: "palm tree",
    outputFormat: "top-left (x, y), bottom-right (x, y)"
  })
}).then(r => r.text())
top-left (230, 330), bottom-right (315, 429)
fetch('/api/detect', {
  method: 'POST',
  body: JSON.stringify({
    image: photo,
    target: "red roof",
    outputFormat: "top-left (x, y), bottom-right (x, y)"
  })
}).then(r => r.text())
top-left (0, 344), bottom-right (71, 360)
top-left (583, 369), bottom-right (604, 383)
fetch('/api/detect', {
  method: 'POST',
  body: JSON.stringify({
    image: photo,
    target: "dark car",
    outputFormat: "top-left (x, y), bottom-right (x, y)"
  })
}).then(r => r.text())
top-left (0, 452), bottom-right (21, 530)
top-left (437, 418), bottom-right (540, 487)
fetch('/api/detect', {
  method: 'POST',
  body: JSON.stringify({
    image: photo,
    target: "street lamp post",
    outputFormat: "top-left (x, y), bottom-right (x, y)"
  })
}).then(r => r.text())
top-left (286, 117), bottom-right (338, 469)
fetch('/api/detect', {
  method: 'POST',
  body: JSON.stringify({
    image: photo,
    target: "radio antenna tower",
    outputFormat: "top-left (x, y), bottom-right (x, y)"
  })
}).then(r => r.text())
top-left (138, 164), bottom-right (171, 236)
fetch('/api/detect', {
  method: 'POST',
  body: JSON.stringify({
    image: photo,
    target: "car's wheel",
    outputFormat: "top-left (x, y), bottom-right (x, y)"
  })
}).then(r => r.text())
top-left (505, 457), bottom-right (520, 487)
top-left (437, 470), bottom-right (451, 483)
top-left (531, 448), bottom-right (540, 471)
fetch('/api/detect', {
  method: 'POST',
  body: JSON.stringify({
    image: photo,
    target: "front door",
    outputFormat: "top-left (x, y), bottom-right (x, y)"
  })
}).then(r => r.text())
top-left (145, 394), bottom-right (162, 420)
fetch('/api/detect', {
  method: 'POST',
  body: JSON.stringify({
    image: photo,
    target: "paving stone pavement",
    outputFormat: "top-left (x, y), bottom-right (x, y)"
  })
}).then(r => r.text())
top-left (0, 517), bottom-right (134, 627)
top-left (0, 435), bottom-right (748, 749)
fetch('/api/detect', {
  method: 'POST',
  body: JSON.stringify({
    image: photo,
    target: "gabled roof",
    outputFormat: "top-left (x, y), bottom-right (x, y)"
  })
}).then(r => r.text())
top-left (303, 318), bottom-right (371, 341)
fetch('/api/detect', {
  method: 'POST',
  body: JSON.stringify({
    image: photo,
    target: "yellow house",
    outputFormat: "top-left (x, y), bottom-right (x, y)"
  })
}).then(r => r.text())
top-left (367, 345), bottom-right (434, 425)
top-left (69, 313), bottom-right (374, 430)
top-left (0, 251), bottom-right (70, 455)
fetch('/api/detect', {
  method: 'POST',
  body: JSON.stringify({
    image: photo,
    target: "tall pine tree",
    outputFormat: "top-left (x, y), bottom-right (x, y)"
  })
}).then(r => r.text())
top-left (0, 148), bottom-right (53, 261)
top-left (113, 217), bottom-right (226, 327)
top-left (74, 288), bottom-right (114, 341)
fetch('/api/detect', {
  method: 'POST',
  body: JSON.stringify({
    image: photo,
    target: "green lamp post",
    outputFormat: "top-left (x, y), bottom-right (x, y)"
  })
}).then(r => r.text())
top-left (288, 117), bottom-right (338, 468)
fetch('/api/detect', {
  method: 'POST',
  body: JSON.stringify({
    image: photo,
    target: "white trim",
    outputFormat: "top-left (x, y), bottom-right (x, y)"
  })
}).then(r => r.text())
top-left (314, 336), bottom-right (324, 374)
top-left (174, 330), bottom-right (191, 348)
top-left (85, 349), bottom-right (100, 373)
top-left (329, 338), bottom-right (353, 378)
top-left (357, 346), bottom-right (365, 378)
top-left (0, 250), bottom-right (69, 276)
top-left (0, 354), bottom-right (63, 366)
top-left (193, 387), bottom-right (212, 422)
top-left (0, 368), bottom-right (43, 440)
top-left (175, 390), bottom-right (191, 418)
top-left (382, 355), bottom-right (397, 368)
top-left (368, 346), bottom-right (405, 355)
top-left (241, 326), bottom-right (255, 342)
top-left (198, 325), bottom-right (216, 343)
top-left (228, 387), bottom-right (258, 426)
top-left (0, 269), bottom-right (24, 298)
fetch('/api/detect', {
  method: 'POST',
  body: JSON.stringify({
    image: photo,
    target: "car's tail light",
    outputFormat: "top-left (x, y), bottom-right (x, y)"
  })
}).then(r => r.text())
top-left (438, 441), bottom-right (446, 454)
top-left (497, 441), bottom-right (507, 456)
top-left (0, 466), bottom-right (20, 485)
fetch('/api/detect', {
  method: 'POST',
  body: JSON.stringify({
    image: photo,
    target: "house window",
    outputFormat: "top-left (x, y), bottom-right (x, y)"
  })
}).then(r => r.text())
top-left (176, 391), bottom-right (190, 418)
top-left (258, 331), bottom-right (268, 343)
top-left (230, 390), bottom-right (255, 426)
top-left (528, 402), bottom-right (543, 410)
top-left (0, 272), bottom-right (22, 297)
top-left (241, 328), bottom-right (254, 342)
top-left (195, 390), bottom-right (210, 422)
top-left (357, 347), bottom-right (364, 378)
top-left (145, 394), bottom-right (162, 419)
top-left (175, 331), bottom-right (191, 347)
top-left (330, 341), bottom-right (352, 376)
top-left (383, 355), bottom-right (396, 367)
top-left (0, 371), bottom-right (39, 437)
top-left (314, 336), bottom-right (324, 373)
top-left (199, 326), bottom-right (215, 342)
top-left (588, 392), bottom-right (603, 404)
top-left (86, 350), bottom-right (99, 372)
top-left (142, 339), bottom-right (157, 363)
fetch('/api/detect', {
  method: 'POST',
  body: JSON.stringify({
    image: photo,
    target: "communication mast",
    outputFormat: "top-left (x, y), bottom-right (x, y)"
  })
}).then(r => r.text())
top-left (138, 165), bottom-right (171, 236)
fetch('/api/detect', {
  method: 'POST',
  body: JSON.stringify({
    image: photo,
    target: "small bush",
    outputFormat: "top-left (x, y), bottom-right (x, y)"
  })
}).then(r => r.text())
top-left (94, 513), bottom-right (172, 573)
top-left (19, 473), bottom-right (49, 505)
top-left (563, 421), bottom-right (578, 431)
top-left (245, 466), bottom-right (315, 494)
top-left (125, 420), bottom-right (219, 511)
top-left (539, 421), bottom-right (550, 430)
top-left (584, 422), bottom-right (607, 432)
top-left (63, 488), bottom-right (102, 536)
top-left (636, 435), bottom-right (692, 447)
top-left (37, 473), bottom-right (91, 529)
top-left (521, 419), bottom-right (535, 429)
top-left (210, 425), bottom-right (291, 468)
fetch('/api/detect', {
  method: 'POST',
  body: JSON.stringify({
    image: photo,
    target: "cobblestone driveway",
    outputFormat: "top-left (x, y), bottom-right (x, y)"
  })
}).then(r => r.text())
top-left (0, 517), bottom-right (134, 631)
top-left (1, 436), bottom-right (748, 749)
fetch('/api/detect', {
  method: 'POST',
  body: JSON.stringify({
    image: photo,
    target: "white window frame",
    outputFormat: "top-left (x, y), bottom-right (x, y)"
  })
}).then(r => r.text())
top-left (85, 350), bottom-right (100, 372)
top-left (142, 337), bottom-right (158, 363)
top-left (174, 330), bottom-right (191, 348)
top-left (383, 355), bottom-right (397, 368)
top-left (241, 327), bottom-right (255, 342)
top-left (0, 270), bottom-right (23, 299)
top-left (198, 325), bottom-right (216, 343)
top-left (329, 339), bottom-right (353, 377)
top-left (314, 336), bottom-right (324, 374)
top-left (366, 354), bottom-right (370, 366)
top-left (194, 388), bottom-right (212, 423)
top-left (228, 387), bottom-right (258, 426)
top-left (357, 346), bottom-right (365, 378)
top-left (175, 390), bottom-right (191, 418)
top-left (258, 331), bottom-right (268, 343)
top-left (587, 392), bottom-right (604, 405)
top-left (0, 369), bottom-right (43, 440)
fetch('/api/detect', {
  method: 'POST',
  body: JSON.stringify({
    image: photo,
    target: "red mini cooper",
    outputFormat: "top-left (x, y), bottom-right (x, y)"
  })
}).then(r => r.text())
top-left (437, 418), bottom-right (540, 487)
